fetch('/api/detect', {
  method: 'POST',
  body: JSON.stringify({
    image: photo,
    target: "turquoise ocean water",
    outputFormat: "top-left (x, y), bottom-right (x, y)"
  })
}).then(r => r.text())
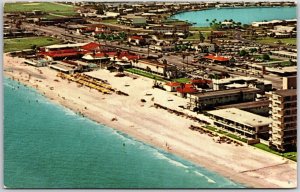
top-left (4, 77), bottom-right (244, 188)
top-left (171, 7), bottom-right (297, 27)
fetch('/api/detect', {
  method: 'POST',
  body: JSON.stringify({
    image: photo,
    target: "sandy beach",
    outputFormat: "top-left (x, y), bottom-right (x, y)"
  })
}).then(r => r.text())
top-left (3, 54), bottom-right (297, 188)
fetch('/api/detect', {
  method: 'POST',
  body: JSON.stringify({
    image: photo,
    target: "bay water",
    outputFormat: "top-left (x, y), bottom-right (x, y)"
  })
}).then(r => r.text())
top-left (171, 7), bottom-right (297, 27)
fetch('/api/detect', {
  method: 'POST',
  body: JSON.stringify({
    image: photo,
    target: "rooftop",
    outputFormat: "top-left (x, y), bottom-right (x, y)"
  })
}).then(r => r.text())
top-left (208, 108), bottom-right (272, 127)
top-left (204, 54), bottom-right (229, 62)
top-left (44, 43), bottom-right (87, 49)
top-left (213, 76), bottom-right (258, 85)
top-left (190, 87), bottom-right (260, 98)
top-left (217, 100), bottom-right (270, 110)
top-left (271, 51), bottom-right (297, 58)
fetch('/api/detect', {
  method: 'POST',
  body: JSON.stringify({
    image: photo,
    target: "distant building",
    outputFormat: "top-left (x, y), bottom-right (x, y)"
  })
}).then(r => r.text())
top-left (132, 59), bottom-right (177, 78)
top-left (269, 89), bottom-right (297, 152)
top-left (127, 36), bottom-right (146, 46)
top-left (149, 24), bottom-right (189, 33)
top-left (193, 43), bottom-right (216, 53)
top-left (208, 108), bottom-right (272, 140)
top-left (187, 87), bottom-right (261, 111)
top-left (203, 54), bottom-right (229, 64)
top-left (212, 76), bottom-right (272, 92)
top-left (164, 82), bottom-right (181, 92)
top-left (270, 51), bottom-right (297, 60)
top-left (119, 15), bottom-right (147, 27)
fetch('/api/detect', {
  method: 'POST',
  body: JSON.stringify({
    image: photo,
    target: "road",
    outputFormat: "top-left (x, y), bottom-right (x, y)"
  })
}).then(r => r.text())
top-left (22, 22), bottom-right (282, 89)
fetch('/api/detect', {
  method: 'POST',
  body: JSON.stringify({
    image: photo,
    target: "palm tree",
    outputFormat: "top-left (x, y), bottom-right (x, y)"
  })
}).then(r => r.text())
top-left (199, 31), bottom-right (205, 43)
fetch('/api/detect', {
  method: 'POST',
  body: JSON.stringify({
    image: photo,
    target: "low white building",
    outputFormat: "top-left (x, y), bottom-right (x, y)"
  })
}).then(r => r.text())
top-left (208, 108), bottom-right (272, 140)
top-left (193, 43), bottom-right (216, 53)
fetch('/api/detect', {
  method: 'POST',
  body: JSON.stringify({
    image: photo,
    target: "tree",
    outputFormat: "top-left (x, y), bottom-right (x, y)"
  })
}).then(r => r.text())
top-left (239, 50), bottom-right (248, 57)
top-left (262, 54), bottom-right (270, 61)
top-left (199, 31), bottom-right (205, 43)
top-left (249, 48), bottom-right (257, 55)
top-left (31, 44), bottom-right (37, 51)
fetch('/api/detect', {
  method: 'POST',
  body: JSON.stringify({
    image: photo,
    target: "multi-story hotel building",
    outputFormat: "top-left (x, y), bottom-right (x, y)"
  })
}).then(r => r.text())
top-left (270, 89), bottom-right (297, 152)
top-left (208, 108), bottom-right (271, 140)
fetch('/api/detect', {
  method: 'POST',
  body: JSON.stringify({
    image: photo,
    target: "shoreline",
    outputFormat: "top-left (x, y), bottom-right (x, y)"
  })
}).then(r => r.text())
top-left (4, 54), bottom-right (297, 188)
top-left (169, 6), bottom-right (297, 27)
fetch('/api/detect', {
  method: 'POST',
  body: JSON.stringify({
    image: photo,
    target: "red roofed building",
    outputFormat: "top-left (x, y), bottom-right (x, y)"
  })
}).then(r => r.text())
top-left (204, 54), bottom-right (229, 64)
top-left (190, 79), bottom-right (213, 89)
top-left (164, 82), bottom-right (181, 92)
top-left (128, 35), bottom-right (146, 45)
top-left (39, 49), bottom-right (89, 60)
top-left (176, 84), bottom-right (198, 97)
top-left (117, 51), bottom-right (140, 61)
top-left (81, 42), bottom-right (101, 51)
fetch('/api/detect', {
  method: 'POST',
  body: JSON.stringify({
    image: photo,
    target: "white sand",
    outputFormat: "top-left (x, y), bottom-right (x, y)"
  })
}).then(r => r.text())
top-left (3, 54), bottom-right (297, 188)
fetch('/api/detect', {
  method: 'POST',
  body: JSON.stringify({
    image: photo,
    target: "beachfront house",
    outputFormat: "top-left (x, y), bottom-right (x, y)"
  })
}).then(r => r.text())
top-left (208, 108), bottom-right (272, 141)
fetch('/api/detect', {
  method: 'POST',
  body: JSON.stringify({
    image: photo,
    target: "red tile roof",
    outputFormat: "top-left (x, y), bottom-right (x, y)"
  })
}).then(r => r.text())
top-left (85, 51), bottom-right (140, 60)
top-left (176, 84), bottom-right (198, 93)
top-left (130, 36), bottom-right (143, 40)
top-left (191, 79), bottom-right (212, 84)
top-left (81, 42), bottom-right (101, 51)
top-left (166, 82), bottom-right (181, 87)
top-left (204, 54), bottom-right (229, 62)
top-left (40, 49), bottom-right (88, 58)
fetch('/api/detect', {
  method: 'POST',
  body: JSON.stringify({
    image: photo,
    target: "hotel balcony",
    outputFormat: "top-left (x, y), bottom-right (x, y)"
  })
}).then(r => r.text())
top-left (215, 120), bottom-right (255, 135)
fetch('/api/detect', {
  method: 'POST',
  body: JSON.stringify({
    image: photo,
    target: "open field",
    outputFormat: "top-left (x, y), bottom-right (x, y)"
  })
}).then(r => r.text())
top-left (4, 37), bottom-right (61, 52)
top-left (172, 77), bottom-right (191, 83)
top-left (255, 37), bottom-right (296, 46)
top-left (101, 19), bottom-right (119, 24)
top-left (4, 2), bottom-right (76, 14)
top-left (125, 68), bottom-right (167, 82)
top-left (187, 31), bottom-right (210, 40)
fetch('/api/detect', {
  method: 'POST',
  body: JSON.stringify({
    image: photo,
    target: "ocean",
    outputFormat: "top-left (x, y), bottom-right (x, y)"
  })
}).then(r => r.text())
top-left (4, 77), bottom-right (244, 188)
top-left (171, 7), bottom-right (296, 27)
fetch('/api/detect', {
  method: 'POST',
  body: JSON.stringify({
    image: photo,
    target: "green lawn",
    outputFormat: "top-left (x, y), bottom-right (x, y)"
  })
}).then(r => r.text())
top-left (205, 126), bottom-right (296, 161)
top-left (254, 143), bottom-right (297, 162)
top-left (186, 31), bottom-right (210, 40)
top-left (101, 19), bottom-right (118, 24)
top-left (172, 78), bottom-right (191, 83)
top-left (190, 26), bottom-right (212, 31)
top-left (4, 36), bottom-right (61, 52)
top-left (204, 125), bottom-right (247, 142)
top-left (253, 55), bottom-right (283, 62)
top-left (125, 68), bottom-right (167, 82)
top-left (255, 37), bottom-right (296, 46)
top-left (4, 2), bottom-right (76, 14)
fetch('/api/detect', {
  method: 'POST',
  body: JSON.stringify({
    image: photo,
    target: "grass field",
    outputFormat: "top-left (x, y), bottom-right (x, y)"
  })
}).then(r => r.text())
top-left (172, 78), bottom-right (191, 83)
top-left (204, 125), bottom-right (296, 162)
top-left (186, 31), bottom-right (210, 40)
top-left (4, 36), bottom-right (61, 52)
top-left (4, 2), bottom-right (76, 14)
top-left (125, 68), bottom-right (167, 82)
top-left (101, 19), bottom-right (119, 24)
top-left (255, 37), bottom-right (296, 46)
top-left (254, 143), bottom-right (297, 162)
